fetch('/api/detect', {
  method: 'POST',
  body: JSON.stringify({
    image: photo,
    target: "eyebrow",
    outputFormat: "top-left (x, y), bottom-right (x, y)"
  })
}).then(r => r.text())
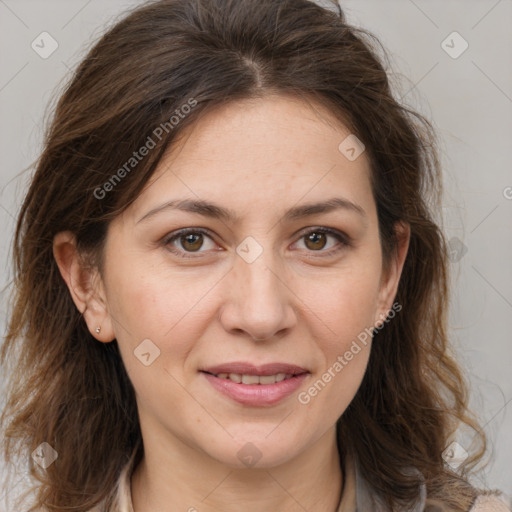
top-left (136, 197), bottom-right (366, 225)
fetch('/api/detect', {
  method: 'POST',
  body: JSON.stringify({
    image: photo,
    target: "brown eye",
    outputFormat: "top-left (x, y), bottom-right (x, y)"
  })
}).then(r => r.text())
top-left (304, 231), bottom-right (327, 251)
top-left (164, 228), bottom-right (217, 258)
top-left (294, 227), bottom-right (350, 256)
top-left (180, 232), bottom-right (204, 252)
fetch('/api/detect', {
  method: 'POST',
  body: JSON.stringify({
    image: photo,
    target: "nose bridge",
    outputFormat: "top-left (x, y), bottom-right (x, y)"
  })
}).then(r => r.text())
top-left (238, 240), bottom-right (284, 311)
top-left (220, 236), bottom-right (295, 340)
top-left (242, 251), bottom-right (280, 299)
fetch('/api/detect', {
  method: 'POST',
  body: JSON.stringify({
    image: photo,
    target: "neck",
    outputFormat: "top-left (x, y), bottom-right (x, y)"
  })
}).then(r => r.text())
top-left (131, 426), bottom-right (342, 512)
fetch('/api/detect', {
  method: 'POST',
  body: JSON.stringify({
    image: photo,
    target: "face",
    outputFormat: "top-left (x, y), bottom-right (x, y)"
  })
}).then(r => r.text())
top-left (88, 94), bottom-right (405, 468)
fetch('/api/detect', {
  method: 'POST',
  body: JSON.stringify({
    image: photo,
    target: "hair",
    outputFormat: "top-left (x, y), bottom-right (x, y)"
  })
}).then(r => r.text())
top-left (1, 0), bottom-right (489, 510)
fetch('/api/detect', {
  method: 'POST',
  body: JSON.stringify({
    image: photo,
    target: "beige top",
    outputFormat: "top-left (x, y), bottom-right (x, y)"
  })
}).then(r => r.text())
top-left (89, 445), bottom-right (511, 512)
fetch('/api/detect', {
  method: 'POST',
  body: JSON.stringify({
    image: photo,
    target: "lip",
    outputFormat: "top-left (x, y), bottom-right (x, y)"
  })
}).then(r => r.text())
top-left (202, 373), bottom-right (308, 406)
top-left (200, 362), bottom-right (309, 407)
top-left (201, 362), bottom-right (308, 376)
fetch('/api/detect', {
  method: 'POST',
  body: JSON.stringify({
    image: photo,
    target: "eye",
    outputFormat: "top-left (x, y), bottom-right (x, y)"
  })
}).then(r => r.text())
top-left (293, 227), bottom-right (350, 255)
top-left (162, 226), bottom-right (350, 260)
top-left (163, 228), bottom-right (218, 258)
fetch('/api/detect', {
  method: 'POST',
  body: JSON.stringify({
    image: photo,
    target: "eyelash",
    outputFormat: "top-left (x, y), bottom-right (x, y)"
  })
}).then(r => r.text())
top-left (162, 227), bottom-right (351, 260)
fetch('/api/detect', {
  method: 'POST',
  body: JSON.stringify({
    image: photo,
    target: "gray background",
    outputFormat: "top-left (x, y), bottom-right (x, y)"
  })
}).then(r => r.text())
top-left (1, 0), bottom-right (511, 509)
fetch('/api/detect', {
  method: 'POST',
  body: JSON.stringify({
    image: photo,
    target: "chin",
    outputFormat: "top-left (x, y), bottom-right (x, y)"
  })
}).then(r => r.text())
top-left (204, 430), bottom-right (307, 470)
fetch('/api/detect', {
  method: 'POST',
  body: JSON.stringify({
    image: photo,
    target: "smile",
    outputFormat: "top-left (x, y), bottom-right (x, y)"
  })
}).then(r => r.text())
top-left (200, 362), bottom-right (309, 406)
top-left (208, 372), bottom-right (294, 384)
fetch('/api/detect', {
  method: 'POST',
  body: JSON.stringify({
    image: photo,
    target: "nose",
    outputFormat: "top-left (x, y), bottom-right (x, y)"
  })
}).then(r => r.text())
top-left (218, 249), bottom-right (297, 341)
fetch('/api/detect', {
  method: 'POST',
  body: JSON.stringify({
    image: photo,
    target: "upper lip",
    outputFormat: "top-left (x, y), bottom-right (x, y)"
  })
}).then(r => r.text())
top-left (201, 362), bottom-right (309, 376)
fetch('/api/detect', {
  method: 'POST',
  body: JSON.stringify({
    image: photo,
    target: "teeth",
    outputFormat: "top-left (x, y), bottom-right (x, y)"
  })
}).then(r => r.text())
top-left (242, 374), bottom-right (260, 385)
top-left (214, 373), bottom-right (294, 384)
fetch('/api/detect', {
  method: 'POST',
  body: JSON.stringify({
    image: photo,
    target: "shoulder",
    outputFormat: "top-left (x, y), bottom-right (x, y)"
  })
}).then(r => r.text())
top-left (469, 493), bottom-right (512, 512)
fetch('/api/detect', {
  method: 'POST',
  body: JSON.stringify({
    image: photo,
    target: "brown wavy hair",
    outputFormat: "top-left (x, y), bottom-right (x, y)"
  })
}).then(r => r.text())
top-left (1, 0), bottom-right (488, 510)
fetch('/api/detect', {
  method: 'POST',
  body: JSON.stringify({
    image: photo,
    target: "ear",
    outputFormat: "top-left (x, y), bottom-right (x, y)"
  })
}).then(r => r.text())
top-left (53, 231), bottom-right (115, 343)
top-left (374, 221), bottom-right (410, 327)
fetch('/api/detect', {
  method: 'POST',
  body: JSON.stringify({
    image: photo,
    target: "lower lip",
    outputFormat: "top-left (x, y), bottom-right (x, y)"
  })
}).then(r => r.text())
top-left (202, 372), bottom-right (309, 406)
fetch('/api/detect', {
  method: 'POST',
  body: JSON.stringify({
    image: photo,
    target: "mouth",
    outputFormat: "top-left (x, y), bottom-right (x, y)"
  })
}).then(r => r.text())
top-left (199, 362), bottom-right (310, 406)
top-left (202, 372), bottom-right (296, 385)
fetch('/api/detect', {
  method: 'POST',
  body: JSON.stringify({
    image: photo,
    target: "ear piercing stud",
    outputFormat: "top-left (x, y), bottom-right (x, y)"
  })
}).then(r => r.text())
top-left (95, 327), bottom-right (101, 334)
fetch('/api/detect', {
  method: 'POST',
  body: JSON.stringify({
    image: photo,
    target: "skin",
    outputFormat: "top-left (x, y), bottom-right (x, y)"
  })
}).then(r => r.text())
top-left (54, 94), bottom-right (409, 512)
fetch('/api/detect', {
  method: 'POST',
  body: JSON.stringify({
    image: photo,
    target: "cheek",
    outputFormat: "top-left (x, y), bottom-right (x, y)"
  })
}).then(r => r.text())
top-left (291, 250), bottom-right (381, 412)
top-left (296, 302), bottom-right (372, 430)
top-left (104, 257), bottom-right (221, 370)
top-left (296, 274), bottom-right (376, 422)
top-left (296, 258), bottom-right (382, 345)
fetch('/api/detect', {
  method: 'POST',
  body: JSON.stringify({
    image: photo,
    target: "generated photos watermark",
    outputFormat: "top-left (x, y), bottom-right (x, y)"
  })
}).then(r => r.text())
top-left (94, 97), bottom-right (198, 200)
top-left (298, 301), bottom-right (402, 405)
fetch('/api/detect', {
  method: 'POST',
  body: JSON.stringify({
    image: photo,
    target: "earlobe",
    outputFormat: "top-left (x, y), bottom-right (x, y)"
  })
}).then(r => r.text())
top-left (52, 231), bottom-right (115, 343)
top-left (374, 221), bottom-right (410, 327)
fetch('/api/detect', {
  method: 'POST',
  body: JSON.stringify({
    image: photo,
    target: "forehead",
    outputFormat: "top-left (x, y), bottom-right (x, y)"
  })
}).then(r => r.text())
top-left (128, 94), bottom-right (375, 224)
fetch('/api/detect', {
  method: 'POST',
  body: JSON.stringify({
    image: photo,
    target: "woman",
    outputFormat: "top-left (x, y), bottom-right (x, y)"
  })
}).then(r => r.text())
top-left (1, 0), bottom-right (509, 511)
